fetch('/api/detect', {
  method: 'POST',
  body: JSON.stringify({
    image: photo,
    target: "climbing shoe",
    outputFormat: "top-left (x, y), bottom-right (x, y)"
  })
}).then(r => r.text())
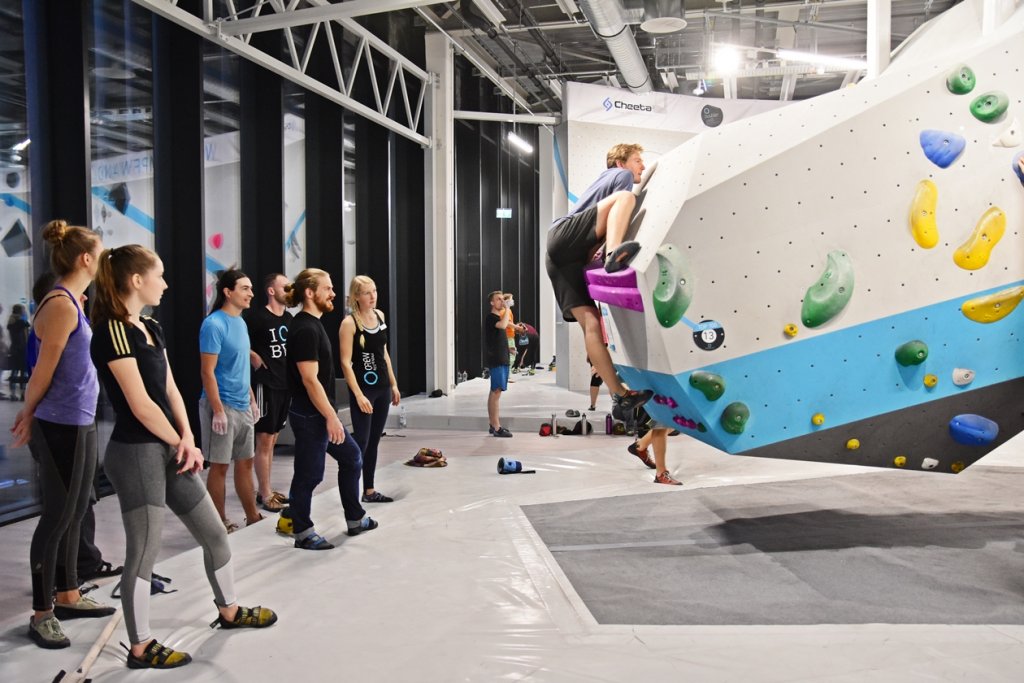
top-left (347, 517), bottom-right (379, 537)
top-left (53, 594), bottom-right (116, 620)
top-left (210, 605), bottom-right (278, 629)
top-left (28, 614), bottom-right (70, 649)
top-left (124, 639), bottom-right (192, 669)
top-left (295, 532), bottom-right (334, 550)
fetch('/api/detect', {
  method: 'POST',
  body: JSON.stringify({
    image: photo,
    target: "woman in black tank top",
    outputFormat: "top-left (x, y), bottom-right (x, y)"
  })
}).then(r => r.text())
top-left (338, 275), bottom-right (400, 503)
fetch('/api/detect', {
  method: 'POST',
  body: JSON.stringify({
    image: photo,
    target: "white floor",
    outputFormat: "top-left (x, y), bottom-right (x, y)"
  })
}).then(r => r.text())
top-left (2, 372), bottom-right (1024, 682)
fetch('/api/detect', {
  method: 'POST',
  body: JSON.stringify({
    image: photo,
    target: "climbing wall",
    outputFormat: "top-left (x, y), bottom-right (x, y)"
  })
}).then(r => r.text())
top-left (595, 0), bottom-right (1024, 474)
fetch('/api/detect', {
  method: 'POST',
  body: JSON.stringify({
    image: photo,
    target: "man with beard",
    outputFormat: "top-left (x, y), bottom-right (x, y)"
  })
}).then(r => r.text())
top-left (246, 273), bottom-right (293, 513)
top-left (283, 269), bottom-right (377, 550)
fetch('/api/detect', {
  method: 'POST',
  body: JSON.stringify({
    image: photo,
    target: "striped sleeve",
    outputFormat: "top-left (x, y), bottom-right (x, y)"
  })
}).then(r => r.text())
top-left (102, 319), bottom-right (135, 359)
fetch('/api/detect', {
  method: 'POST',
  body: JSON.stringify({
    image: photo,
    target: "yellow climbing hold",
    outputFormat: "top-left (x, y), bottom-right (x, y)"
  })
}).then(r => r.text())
top-left (950, 461), bottom-right (965, 473)
top-left (893, 455), bottom-right (907, 468)
top-left (923, 374), bottom-right (938, 388)
top-left (961, 285), bottom-right (1024, 323)
top-left (784, 323), bottom-right (798, 338)
top-left (953, 206), bottom-right (1006, 270)
top-left (909, 180), bottom-right (939, 249)
top-left (811, 413), bottom-right (825, 426)
top-left (846, 438), bottom-right (860, 450)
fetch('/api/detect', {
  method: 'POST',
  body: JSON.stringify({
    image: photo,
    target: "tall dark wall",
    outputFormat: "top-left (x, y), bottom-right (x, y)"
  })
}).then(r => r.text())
top-left (453, 60), bottom-right (540, 378)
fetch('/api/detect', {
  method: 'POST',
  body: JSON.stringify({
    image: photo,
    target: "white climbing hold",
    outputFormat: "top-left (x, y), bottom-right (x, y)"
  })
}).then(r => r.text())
top-left (921, 458), bottom-right (939, 470)
top-left (993, 118), bottom-right (1022, 148)
top-left (952, 368), bottom-right (975, 386)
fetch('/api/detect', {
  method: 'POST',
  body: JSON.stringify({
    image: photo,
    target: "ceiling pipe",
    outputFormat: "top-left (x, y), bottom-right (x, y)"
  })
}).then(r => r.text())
top-left (577, 0), bottom-right (653, 92)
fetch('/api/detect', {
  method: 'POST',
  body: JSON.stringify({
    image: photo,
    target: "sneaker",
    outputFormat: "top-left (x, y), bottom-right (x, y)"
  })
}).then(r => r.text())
top-left (257, 491), bottom-right (288, 512)
top-left (124, 639), bottom-right (192, 669)
top-left (614, 389), bottom-right (654, 413)
top-left (53, 594), bottom-right (116, 620)
top-left (210, 605), bottom-right (278, 630)
top-left (347, 517), bottom-right (379, 537)
top-left (588, 405), bottom-right (596, 411)
top-left (654, 471), bottom-right (682, 486)
top-left (627, 443), bottom-right (656, 470)
top-left (362, 491), bottom-right (394, 503)
top-left (223, 519), bottom-right (240, 534)
top-left (28, 614), bottom-right (70, 649)
top-left (295, 532), bottom-right (334, 550)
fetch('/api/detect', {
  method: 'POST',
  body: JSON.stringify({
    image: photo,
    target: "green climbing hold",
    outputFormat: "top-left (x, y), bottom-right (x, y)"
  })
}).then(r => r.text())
top-left (895, 340), bottom-right (929, 366)
top-left (945, 65), bottom-right (975, 95)
top-left (970, 91), bottom-right (1009, 123)
top-left (689, 371), bottom-right (726, 401)
top-left (652, 244), bottom-right (693, 328)
top-left (720, 402), bottom-right (749, 435)
top-left (801, 250), bottom-right (854, 328)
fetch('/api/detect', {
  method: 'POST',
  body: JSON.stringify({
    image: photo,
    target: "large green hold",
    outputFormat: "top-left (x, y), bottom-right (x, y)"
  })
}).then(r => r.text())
top-left (689, 371), bottom-right (726, 401)
top-left (801, 250), bottom-right (854, 328)
top-left (652, 244), bottom-right (693, 328)
top-left (970, 91), bottom-right (1009, 123)
top-left (945, 65), bottom-right (976, 95)
top-left (895, 340), bottom-right (929, 366)
top-left (720, 402), bottom-right (750, 435)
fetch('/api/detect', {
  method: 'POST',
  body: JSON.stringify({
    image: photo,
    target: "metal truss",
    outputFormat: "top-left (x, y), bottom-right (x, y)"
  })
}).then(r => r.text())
top-left (133, 0), bottom-right (432, 146)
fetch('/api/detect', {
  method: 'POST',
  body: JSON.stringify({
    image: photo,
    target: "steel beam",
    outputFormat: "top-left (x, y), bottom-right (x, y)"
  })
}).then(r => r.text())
top-left (217, 0), bottom-right (439, 34)
top-left (453, 110), bottom-right (560, 124)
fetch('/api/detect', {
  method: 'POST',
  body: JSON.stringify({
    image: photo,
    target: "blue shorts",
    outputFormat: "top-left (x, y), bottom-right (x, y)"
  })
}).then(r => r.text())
top-left (489, 365), bottom-right (509, 392)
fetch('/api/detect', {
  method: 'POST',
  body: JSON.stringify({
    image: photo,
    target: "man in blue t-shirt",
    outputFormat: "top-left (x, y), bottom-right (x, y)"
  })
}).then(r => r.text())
top-left (546, 143), bottom-right (654, 416)
top-left (200, 269), bottom-right (261, 532)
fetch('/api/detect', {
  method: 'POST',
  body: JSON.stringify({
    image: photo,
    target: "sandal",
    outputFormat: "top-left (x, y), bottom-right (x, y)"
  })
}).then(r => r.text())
top-left (123, 639), bottom-right (192, 669)
top-left (80, 561), bottom-right (123, 580)
top-left (604, 241), bottom-right (640, 273)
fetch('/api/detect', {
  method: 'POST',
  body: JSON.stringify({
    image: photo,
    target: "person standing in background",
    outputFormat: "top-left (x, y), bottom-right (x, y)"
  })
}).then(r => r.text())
top-left (339, 275), bottom-right (400, 504)
top-left (245, 273), bottom-right (293, 513)
top-left (11, 219), bottom-right (116, 649)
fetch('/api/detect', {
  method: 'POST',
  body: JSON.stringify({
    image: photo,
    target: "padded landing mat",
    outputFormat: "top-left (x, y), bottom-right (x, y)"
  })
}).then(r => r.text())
top-left (522, 467), bottom-right (1024, 625)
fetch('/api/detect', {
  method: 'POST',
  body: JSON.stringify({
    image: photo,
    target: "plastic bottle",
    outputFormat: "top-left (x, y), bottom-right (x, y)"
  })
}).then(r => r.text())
top-left (398, 405), bottom-right (407, 428)
top-left (605, 413), bottom-right (613, 434)
top-left (551, 413), bottom-right (557, 436)
top-left (582, 413), bottom-right (589, 436)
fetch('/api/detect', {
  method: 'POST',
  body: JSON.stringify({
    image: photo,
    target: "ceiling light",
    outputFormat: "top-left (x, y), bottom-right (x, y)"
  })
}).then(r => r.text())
top-left (469, 0), bottom-right (506, 28)
top-left (553, 0), bottom-right (580, 18)
top-left (713, 46), bottom-right (741, 74)
top-left (777, 49), bottom-right (867, 71)
top-left (507, 131), bottom-right (533, 154)
top-left (12, 138), bottom-right (30, 151)
top-left (640, 0), bottom-right (687, 33)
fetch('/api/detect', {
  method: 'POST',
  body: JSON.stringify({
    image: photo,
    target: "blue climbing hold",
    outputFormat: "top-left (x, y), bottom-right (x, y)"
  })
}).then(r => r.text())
top-left (1013, 151), bottom-right (1024, 186)
top-left (948, 414), bottom-right (998, 446)
top-left (919, 130), bottom-right (966, 169)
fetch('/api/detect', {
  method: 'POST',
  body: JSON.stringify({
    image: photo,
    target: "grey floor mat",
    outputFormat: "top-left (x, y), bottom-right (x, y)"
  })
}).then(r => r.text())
top-left (522, 466), bottom-right (1024, 625)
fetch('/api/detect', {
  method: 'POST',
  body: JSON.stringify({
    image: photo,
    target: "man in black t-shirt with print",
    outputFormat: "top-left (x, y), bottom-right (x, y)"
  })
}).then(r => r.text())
top-left (484, 291), bottom-right (513, 437)
top-left (283, 268), bottom-right (376, 551)
top-left (245, 273), bottom-right (293, 512)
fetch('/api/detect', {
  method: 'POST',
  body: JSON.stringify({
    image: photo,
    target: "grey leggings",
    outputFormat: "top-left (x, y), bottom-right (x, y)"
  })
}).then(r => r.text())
top-left (104, 440), bottom-right (236, 644)
top-left (29, 420), bottom-right (97, 611)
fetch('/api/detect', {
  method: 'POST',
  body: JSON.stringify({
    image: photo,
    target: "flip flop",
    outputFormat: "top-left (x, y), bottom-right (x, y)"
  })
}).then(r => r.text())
top-left (604, 241), bottom-right (641, 273)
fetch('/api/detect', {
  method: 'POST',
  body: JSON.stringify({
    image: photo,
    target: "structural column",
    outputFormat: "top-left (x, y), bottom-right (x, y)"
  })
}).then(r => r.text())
top-left (152, 0), bottom-right (206, 431)
top-left (423, 32), bottom-right (455, 394)
top-left (23, 0), bottom-right (91, 276)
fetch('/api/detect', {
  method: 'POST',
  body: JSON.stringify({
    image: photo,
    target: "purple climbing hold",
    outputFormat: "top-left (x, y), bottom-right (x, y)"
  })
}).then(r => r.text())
top-left (919, 130), bottom-right (966, 169)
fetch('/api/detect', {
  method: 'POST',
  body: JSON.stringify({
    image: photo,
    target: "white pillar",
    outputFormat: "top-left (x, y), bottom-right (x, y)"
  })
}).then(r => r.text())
top-left (537, 127), bottom-right (556, 369)
top-left (866, 0), bottom-right (891, 79)
top-left (982, 0), bottom-right (1016, 36)
top-left (424, 32), bottom-right (455, 394)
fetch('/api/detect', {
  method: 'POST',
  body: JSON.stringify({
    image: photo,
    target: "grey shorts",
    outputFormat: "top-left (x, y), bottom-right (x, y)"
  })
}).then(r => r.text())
top-left (199, 397), bottom-right (255, 465)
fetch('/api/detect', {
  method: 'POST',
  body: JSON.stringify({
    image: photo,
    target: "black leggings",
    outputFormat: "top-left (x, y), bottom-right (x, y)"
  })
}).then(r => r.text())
top-left (29, 419), bottom-right (97, 612)
top-left (349, 384), bottom-right (391, 491)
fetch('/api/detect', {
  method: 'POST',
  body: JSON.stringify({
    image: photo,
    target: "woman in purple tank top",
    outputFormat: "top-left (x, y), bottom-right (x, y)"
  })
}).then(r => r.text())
top-left (9, 219), bottom-right (115, 649)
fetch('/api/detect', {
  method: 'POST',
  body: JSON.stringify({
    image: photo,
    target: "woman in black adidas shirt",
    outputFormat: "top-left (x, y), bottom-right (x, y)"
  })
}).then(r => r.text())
top-left (90, 245), bottom-right (276, 669)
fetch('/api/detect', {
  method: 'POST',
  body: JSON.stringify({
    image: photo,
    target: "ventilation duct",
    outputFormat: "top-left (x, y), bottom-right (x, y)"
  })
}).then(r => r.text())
top-left (578, 0), bottom-right (653, 93)
top-left (641, 0), bottom-right (686, 34)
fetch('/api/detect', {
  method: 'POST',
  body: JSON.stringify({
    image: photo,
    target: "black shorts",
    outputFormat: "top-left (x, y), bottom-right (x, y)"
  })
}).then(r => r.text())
top-left (590, 372), bottom-right (603, 388)
top-left (546, 205), bottom-right (601, 321)
top-left (253, 384), bottom-right (290, 434)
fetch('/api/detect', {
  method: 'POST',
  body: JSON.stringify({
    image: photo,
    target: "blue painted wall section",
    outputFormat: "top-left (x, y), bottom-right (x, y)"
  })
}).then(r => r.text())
top-left (618, 280), bottom-right (1024, 455)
